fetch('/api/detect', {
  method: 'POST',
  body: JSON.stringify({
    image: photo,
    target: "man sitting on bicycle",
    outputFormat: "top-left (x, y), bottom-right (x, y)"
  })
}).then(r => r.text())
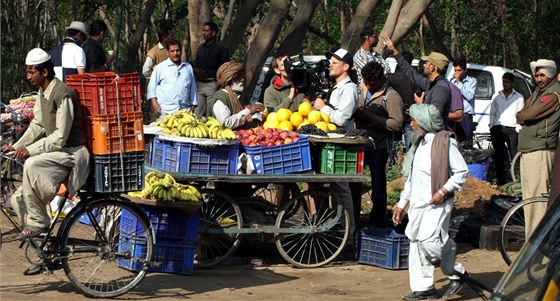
top-left (3, 48), bottom-right (90, 274)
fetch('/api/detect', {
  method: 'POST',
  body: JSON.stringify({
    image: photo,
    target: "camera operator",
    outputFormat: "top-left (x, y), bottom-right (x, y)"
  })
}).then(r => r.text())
top-left (313, 48), bottom-right (359, 246)
top-left (263, 53), bottom-right (306, 112)
top-left (354, 61), bottom-right (403, 228)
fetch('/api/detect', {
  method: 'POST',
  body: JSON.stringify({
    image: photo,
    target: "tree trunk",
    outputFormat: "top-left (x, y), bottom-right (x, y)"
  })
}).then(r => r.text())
top-left (379, 0), bottom-right (403, 39)
top-left (188, 0), bottom-right (211, 60)
top-left (220, 0), bottom-right (236, 40)
top-left (340, 0), bottom-right (382, 52)
top-left (383, 0), bottom-right (434, 50)
top-left (423, 12), bottom-right (453, 59)
top-left (123, 0), bottom-right (158, 72)
top-left (276, 0), bottom-right (320, 55)
top-left (222, 0), bottom-right (261, 53)
top-left (241, 0), bottom-right (292, 105)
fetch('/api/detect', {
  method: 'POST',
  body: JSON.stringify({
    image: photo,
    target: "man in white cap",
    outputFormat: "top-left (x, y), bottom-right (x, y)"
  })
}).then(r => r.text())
top-left (313, 48), bottom-right (359, 248)
top-left (50, 21), bottom-right (87, 82)
top-left (516, 59), bottom-right (560, 238)
top-left (3, 48), bottom-right (90, 275)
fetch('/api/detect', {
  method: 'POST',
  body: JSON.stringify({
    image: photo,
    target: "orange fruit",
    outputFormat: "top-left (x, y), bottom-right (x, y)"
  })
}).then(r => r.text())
top-left (278, 120), bottom-right (294, 131)
top-left (315, 121), bottom-right (328, 132)
top-left (327, 123), bottom-right (337, 132)
top-left (307, 110), bottom-right (322, 125)
top-left (298, 102), bottom-right (313, 117)
top-left (290, 112), bottom-right (304, 128)
top-left (263, 119), bottom-right (279, 129)
top-left (276, 108), bottom-right (292, 122)
top-left (298, 119), bottom-right (311, 129)
top-left (266, 112), bottom-right (278, 123)
top-left (320, 112), bottom-right (330, 124)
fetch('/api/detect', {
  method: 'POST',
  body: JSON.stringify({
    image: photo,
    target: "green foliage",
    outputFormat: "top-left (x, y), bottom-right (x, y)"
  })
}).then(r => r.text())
top-left (387, 184), bottom-right (402, 206)
top-left (386, 163), bottom-right (402, 183)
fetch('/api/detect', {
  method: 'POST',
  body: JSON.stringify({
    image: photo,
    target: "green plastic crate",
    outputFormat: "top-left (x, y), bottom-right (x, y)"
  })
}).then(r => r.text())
top-left (319, 143), bottom-right (364, 174)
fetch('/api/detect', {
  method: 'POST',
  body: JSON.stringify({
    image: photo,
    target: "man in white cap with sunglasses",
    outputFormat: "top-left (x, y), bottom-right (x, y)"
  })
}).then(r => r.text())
top-left (516, 59), bottom-right (560, 238)
top-left (50, 21), bottom-right (88, 82)
top-left (3, 48), bottom-right (90, 275)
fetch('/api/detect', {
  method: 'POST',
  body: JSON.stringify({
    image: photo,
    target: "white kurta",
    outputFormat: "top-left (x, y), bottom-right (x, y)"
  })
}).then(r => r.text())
top-left (397, 133), bottom-right (469, 291)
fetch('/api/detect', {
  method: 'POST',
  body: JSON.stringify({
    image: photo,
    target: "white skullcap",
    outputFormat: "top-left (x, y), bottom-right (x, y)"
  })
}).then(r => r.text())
top-left (530, 59), bottom-right (557, 79)
top-left (25, 48), bottom-right (51, 65)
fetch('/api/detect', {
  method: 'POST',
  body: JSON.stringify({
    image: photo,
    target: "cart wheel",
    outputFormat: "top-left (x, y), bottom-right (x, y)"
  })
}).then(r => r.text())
top-left (274, 190), bottom-right (350, 268)
top-left (251, 183), bottom-right (300, 210)
top-left (195, 189), bottom-right (243, 268)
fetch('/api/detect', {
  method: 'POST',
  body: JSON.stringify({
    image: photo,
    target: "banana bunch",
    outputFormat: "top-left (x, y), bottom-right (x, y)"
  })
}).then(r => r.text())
top-left (178, 120), bottom-right (209, 138)
top-left (128, 172), bottom-right (201, 203)
top-left (157, 110), bottom-right (199, 136)
top-left (204, 116), bottom-right (221, 128)
top-left (208, 124), bottom-right (237, 140)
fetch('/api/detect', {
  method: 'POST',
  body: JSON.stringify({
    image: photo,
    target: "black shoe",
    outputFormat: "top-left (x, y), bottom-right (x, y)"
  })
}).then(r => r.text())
top-left (23, 262), bottom-right (63, 276)
top-left (402, 288), bottom-right (438, 300)
top-left (443, 278), bottom-right (465, 298)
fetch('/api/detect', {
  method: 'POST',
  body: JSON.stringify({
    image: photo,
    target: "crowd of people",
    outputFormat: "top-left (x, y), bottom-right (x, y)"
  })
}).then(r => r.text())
top-left (7, 19), bottom-right (560, 300)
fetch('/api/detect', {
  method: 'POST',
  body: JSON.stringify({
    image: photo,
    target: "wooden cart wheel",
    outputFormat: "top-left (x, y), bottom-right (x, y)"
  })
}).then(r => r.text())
top-left (251, 183), bottom-right (301, 210)
top-left (274, 190), bottom-right (350, 268)
top-left (195, 189), bottom-right (243, 268)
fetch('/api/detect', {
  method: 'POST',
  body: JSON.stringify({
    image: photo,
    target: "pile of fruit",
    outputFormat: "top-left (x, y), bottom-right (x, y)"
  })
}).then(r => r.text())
top-left (156, 110), bottom-right (236, 140)
top-left (127, 172), bottom-right (202, 202)
top-left (235, 126), bottom-right (300, 147)
top-left (263, 102), bottom-right (338, 133)
top-left (0, 95), bottom-right (36, 123)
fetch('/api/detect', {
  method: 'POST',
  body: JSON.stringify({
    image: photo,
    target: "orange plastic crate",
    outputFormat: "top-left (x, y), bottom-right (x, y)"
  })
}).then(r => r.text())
top-left (67, 72), bottom-right (141, 116)
top-left (86, 112), bottom-right (145, 155)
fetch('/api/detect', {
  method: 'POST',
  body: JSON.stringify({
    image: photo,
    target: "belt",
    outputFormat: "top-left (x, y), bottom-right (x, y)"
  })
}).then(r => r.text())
top-left (198, 78), bottom-right (216, 83)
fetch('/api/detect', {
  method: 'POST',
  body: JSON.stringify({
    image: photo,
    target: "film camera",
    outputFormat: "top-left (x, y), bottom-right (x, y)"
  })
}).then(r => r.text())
top-left (283, 55), bottom-right (331, 99)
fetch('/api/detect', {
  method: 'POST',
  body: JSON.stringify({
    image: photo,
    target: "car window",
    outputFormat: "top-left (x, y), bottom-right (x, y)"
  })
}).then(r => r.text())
top-left (466, 69), bottom-right (494, 100)
top-left (513, 75), bottom-right (532, 100)
top-left (492, 200), bottom-right (560, 300)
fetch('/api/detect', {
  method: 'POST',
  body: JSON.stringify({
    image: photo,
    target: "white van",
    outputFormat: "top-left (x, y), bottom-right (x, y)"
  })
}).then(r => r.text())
top-left (386, 57), bottom-right (534, 134)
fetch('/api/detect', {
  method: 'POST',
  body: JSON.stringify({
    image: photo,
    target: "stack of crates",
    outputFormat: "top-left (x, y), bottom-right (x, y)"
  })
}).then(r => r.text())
top-left (117, 204), bottom-right (199, 274)
top-left (67, 72), bottom-right (145, 192)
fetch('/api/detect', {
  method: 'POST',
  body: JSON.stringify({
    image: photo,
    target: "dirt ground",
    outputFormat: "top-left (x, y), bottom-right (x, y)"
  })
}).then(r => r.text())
top-left (0, 176), bottom-right (508, 300)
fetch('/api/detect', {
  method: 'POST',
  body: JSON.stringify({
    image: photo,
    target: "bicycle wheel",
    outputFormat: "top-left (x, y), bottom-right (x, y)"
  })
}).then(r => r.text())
top-left (275, 190), bottom-right (350, 268)
top-left (510, 152), bottom-right (522, 183)
top-left (499, 197), bottom-right (548, 265)
top-left (251, 183), bottom-right (300, 211)
top-left (58, 198), bottom-right (153, 298)
top-left (195, 188), bottom-right (242, 268)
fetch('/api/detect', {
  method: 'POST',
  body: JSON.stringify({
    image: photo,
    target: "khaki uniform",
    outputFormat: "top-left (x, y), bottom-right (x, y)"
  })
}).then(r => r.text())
top-left (11, 78), bottom-right (89, 229)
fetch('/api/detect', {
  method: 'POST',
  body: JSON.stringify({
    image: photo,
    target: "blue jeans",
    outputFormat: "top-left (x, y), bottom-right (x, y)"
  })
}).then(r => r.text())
top-left (365, 147), bottom-right (389, 227)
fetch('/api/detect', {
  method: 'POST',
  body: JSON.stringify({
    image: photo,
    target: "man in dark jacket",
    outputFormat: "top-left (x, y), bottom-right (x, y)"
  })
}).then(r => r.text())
top-left (354, 61), bottom-right (403, 228)
top-left (516, 59), bottom-right (560, 238)
top-left (263, 53), bottom-right (305, 112)
top-left (382, 33), bottom-right (451, 125)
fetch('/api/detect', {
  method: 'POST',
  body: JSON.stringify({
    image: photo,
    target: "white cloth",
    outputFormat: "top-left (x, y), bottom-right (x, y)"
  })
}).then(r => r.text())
top-left (397, 133), bottom-right (468, 290)
top-left (489, 89), bottom-right (524, 131)
top-left (321, 76), bottom-right (358, 130)
top-left (53, 42), bottom-right (86, 82)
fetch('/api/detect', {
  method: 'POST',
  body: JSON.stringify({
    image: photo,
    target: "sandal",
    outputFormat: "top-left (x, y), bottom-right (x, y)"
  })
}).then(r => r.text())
top-left (19, 225), bottom-right (49, 240)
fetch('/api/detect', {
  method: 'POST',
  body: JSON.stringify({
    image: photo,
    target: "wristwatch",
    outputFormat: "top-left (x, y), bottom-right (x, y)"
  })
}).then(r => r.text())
top-left (438, 189), bottom-right (446, 197)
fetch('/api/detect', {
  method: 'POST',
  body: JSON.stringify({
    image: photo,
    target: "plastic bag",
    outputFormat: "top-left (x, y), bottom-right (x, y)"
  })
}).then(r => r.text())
top-left (461, 148), bottom-right (494, 164)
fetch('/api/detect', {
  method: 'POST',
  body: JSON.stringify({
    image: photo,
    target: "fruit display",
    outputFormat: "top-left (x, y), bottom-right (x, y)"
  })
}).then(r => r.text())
top-left (156, 110), bottom-right (236, 140)
top-left (235, 126), bottom-right (300, 147)
top-left (0, 94), bottom-right (36, 122)
top-left (262, 103), bottom-right (337, 133)
top-left (127, 172), bottom-right (202, 202)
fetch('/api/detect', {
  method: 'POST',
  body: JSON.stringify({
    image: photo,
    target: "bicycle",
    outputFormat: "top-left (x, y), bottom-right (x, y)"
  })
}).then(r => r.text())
top-left (498, 196), bottom-right (548, 265)
top-left (509, 151), bottom-right (521, 183)
top-left (0, 151), bottom-right (155, 297)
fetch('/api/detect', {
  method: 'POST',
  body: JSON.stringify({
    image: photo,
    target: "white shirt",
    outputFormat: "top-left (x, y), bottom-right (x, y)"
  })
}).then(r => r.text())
top-left (213, 90), bottom-right (251, 130)
top-left (397, 133), bottom-right (468, 241)
top-left (489, 89), bottom-right (525, 131)
top-left (321, 76), bottom-right (358, 130)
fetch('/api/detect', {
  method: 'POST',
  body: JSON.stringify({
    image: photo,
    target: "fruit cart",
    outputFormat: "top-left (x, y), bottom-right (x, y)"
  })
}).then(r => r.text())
top-left (144, 136), bottom-right (370, 269)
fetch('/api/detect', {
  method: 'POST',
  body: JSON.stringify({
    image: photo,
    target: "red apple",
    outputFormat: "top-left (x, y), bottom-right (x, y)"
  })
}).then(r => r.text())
top-left (247, 129), bottom-right (254, 135)
top-left (241, 138), bottom-right (250, 145)
top-left (249, 134), bottom-right (257, 141)
top-left (284, 137), bottom-right (293, 144)
top-left (249, 142), bottom-right (257, 146)
top-left (266, 141), bottom-right (275, 147)
top-left (280, 131), bottom-right (289, 139)
top-left (289, 131), bottom-right (299, 138)
top-left (266, 128), bottom-right (274, 134)
top-left (257, 134), bottom-right (266, 141)
top-left (292, 137), bottom-right (299, 142)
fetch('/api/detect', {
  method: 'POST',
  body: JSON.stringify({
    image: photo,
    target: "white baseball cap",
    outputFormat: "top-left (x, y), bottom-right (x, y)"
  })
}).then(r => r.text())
top-left (25, 48), bottom-right (51, 65)
top-left (66, 21), bottom-right (87, 35)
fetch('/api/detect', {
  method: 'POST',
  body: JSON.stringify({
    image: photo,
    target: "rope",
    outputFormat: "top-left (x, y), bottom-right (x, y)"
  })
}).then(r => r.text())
top-left (114, 74), bottom-right (126, 191)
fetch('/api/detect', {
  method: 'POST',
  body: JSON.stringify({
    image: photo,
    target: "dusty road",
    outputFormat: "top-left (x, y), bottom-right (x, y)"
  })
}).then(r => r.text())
top-left (0, 236), bottom-right (508, 301)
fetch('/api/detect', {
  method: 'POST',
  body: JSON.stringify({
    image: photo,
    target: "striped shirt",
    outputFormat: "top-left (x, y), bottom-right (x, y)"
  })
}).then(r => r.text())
top-left (353, 47), bottom-right (391, 83)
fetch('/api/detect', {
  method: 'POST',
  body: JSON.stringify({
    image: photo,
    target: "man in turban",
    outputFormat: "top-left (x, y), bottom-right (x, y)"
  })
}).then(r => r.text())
top-left (516, 59), bottom-right (560, 237)
top-left (393, 104), bottom-right (469, 299)
top-left (207, 61), bottom-right (264, 129)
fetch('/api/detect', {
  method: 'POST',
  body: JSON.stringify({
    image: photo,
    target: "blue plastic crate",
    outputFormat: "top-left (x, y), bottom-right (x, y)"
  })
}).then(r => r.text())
top-left (90, 151), bottom-right (144, 193)
top-left (356, 228), bottom-right (410, 269)
top-left (151, 137), bottom-right (239, 174)
top-left (467, 158), bottom-right (490, 181)
top-left (117, 236), bottom-right (195, 275)
top-left (144, 134), bottom-right (155, 165)
top-left (242, 135), bottom-right (311, 174)
top-left (120, 204), bottom-right (199, 242)
top-left (78, 207), bottom-right (102, 225)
